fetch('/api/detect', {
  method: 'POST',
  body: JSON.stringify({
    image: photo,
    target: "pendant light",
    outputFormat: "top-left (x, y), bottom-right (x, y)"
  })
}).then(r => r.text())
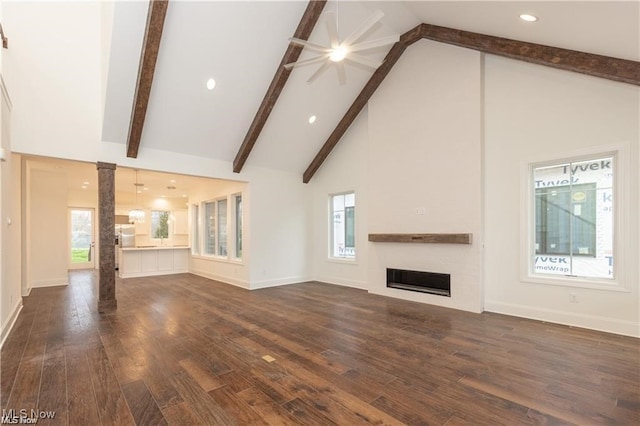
top-left (128, 169), bottom-right (145, 224)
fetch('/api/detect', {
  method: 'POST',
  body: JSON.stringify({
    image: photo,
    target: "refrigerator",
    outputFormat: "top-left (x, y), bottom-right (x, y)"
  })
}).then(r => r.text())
top-left (117, 224), bottom-right (135, 248)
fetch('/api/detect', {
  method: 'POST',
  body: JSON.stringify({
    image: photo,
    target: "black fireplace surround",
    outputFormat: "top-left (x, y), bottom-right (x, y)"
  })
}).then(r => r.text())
top-left (387, 268), bottom-right (451, 297)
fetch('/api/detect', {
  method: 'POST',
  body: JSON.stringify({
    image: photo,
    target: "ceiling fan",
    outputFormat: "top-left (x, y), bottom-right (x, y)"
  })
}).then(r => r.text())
top-left (284, 10), bottom-right (399, 85)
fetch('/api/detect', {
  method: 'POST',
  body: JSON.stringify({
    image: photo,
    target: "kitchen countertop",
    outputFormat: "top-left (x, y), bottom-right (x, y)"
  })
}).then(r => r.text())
top-left (121, 245), bottom-right (190, 251)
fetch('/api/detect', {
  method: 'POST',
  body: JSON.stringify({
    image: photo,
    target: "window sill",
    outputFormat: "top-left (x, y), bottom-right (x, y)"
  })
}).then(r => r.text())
top-left (326, 257), bottom-right (358, 265)
top-left (522, 274), bottom-right (629, 292)
top-left (191, 254), bottom-right (244, 266)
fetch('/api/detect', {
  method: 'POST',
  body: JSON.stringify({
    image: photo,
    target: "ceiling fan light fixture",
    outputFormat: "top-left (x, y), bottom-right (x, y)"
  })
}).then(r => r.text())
top-left (329, 46), bottom-right (348, 62)
top-left (285, 10), bottom-right (397, 85)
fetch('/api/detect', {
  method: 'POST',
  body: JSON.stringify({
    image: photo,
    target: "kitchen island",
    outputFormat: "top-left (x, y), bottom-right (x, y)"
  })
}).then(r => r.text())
top-left (118, 246), bottom-right (190, 278)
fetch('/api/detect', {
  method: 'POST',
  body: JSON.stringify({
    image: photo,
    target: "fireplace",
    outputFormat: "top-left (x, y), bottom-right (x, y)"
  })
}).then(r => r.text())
top-left (387, 268), bottom-right (451, 297)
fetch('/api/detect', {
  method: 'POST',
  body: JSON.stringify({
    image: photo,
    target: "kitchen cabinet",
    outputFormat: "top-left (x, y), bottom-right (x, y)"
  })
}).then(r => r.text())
top-left (173, 209), bottom-right (188, 235)
top-left (118, 246), bottom-right (189, 278)
top-left (134, 219), bottom-right (148, 235)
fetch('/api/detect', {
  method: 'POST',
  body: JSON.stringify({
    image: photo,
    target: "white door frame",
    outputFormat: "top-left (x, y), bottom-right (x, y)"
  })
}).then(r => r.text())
top-left (68, 207), bottom-right (95, 270)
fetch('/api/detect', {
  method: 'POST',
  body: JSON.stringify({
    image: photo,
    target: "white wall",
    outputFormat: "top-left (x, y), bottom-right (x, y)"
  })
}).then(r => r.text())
top-left (4, 1), bottom-right (102, 160)
top-left (0, 81), bottom-right (22, 347)
top-left (248, 167), bottom-right (311, 289)
top-left (366, 40), bottom-right (484, 313)
top-left (484, 56), bottom-right (640, 337)
top-left (28, 168), bottom-right (68, 288)
top-left (310, 109), bottom-right (369, 290)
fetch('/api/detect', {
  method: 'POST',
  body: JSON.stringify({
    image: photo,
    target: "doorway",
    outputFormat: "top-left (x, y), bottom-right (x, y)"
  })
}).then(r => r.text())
top-left (68, 208), bottom-right (95, 269)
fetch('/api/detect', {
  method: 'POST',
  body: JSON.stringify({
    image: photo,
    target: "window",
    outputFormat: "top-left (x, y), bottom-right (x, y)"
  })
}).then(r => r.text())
top-left (197, 195), bottom-right (242, 261)
top-left (531, 155), bottom-right (614, 281)
top-left (535, 183), bottom-right (597, 257)
top-left (192, 204), bottom-right (200, 255)
top-left (202, 199), bottom-right (228, 257)
top-left (151, 210), bottom-right (169, 239)
top-left (217, 199), bottom-right (227, 256)
top-left (235, 195), bottom-right (242, 258)
top-left (330, 192), bottom-right (355, 259)
top-left (204, 201), bottom-right (216, 255)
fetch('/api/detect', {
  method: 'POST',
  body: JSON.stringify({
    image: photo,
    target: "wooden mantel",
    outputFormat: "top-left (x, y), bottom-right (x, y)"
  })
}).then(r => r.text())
top-left (368, 233), bottom-right (472, 245)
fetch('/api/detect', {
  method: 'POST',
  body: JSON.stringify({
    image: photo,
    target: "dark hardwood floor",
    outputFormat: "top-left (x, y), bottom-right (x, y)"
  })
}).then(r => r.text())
top-left (1, 270), bottom-right (638, 425)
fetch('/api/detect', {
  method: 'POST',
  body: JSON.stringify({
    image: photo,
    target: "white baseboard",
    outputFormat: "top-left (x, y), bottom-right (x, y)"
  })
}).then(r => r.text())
top-left (315, 275), bottom-right (368, 290)
top-left (0, 300), bottom-right (23, 349)
top-left (484, 300), bottom-right (640, 338)
top-left (31, 278), bottom-right (68, 288)
top-left (189, 269), bottom-right (250, 290)
top-left (250, 275), bottom-right (311, 290)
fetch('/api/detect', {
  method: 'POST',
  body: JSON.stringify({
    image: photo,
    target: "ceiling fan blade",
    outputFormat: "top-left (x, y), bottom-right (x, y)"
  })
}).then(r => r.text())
top-left (289, 37), bottom-right (332, 53)
top-left (336, 62), bottom-right (347, 85)
top-left (284, 54), bottom-right (329, 70)
top-left (348, 34), bottom-right (400, 52)
top-left (307, 61), bottom-right (332, 84)
top-left (345, 53), bottom-right (383, 70)
top-left (342, 10), bottom-right (384, 47)
top-left (325, 11), bottom-right (340, 49)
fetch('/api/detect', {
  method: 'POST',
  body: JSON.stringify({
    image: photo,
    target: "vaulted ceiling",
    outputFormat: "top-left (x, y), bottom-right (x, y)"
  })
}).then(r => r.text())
top-left (101, 1), bottom-right (639, 181)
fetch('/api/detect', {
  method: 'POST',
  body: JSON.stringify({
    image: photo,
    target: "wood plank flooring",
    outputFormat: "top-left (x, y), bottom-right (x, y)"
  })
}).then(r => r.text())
top-left (1, 270), bottom-right (638, 425)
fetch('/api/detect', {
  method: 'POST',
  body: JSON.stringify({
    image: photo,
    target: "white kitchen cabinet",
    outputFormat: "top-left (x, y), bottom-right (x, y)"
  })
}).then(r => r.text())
top-left (173, 209), bottom-right (188, 235)
top-left (134, 219), bottom-right (148, 235)
top-left (118, 247), bottom-right (190, 278)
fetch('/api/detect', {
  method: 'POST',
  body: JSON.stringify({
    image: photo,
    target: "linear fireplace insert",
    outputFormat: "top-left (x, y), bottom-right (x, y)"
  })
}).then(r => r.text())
top-left (387, 268), bottom-right (451, 297)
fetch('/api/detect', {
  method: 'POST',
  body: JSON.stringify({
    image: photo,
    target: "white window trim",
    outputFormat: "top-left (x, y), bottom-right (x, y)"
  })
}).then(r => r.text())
top-left (231, 193), bottom-right (243, 261)
top-left (191, 254), bottom-right (243, 265)
top-left (519, 143), bottom-right (631, 292)
top-left (328, 191), bottom-right (357, 262)
top-left (150, 210), bottom-right (171, 244)
top-left (191, 204), bottom-right (200, 256)
top-left (202, 199), bottom-right (218, 258)
top-left (200, 196), bottom-right (231, 259)
top-left (216, 197), bottom-right (229, 258)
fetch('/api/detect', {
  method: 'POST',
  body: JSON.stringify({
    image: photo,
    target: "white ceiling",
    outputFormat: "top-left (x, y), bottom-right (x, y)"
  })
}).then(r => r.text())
top-left (101, 1), bottom-right (638, 176)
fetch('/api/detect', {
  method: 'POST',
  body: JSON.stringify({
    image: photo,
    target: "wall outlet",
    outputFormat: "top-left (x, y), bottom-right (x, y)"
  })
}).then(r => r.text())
top-left (415, 207), bottom-right (426, 215)
top-left (569, 293), bottom-right (579, 303)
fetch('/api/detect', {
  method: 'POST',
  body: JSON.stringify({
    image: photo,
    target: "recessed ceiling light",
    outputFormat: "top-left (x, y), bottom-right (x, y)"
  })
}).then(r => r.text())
top-left (81, 185), bottom-right (87, 189)
top-left (143, 187), bottom-right (149, 191)
top-left (169, 179), bottom-right (176, 183)
top-left (308, 115), bottom-right (317, 124)
top-left (182, 194), bottom-right (187, 198)
top-left (206, 78), bottom-right (216, 90)
top-left (519, 14), bottom-right (538, 22)
top-left (137, 190), bottom-right (142, 194)
top-left (83, 181), bottom-right (89, 185)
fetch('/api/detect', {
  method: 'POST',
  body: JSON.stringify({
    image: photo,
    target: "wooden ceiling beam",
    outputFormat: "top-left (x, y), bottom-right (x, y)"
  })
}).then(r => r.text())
top-left (302, 23), bottom-right (640, 183)
top-left (233, 0), bottom-right (327, 173)
top-left (126, 0), bottom-right (169, 158)
top-left (419, 23), bottom-right (640, 87)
